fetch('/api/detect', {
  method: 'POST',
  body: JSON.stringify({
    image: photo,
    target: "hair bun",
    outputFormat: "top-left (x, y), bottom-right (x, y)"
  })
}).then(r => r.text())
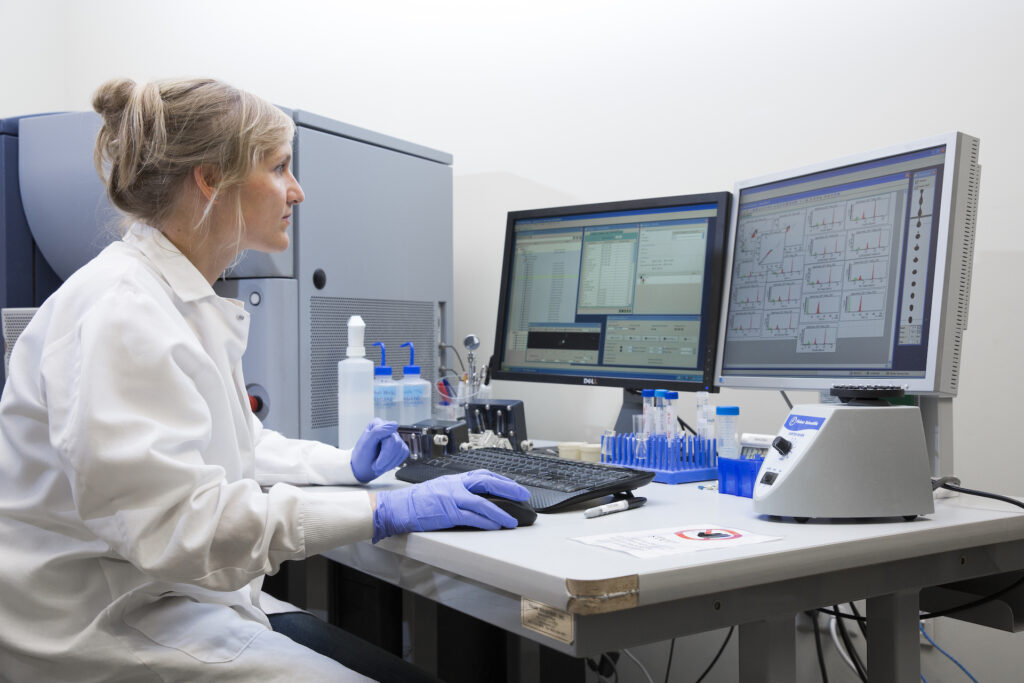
top-left (92, 78), bottom-right (137, 123)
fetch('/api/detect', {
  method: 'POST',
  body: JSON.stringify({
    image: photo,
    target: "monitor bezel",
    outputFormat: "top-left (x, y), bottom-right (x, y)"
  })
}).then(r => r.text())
top-left (714, 132), bottom-right (978, 396)
top-left (489, 191), bottom-right (732, 393)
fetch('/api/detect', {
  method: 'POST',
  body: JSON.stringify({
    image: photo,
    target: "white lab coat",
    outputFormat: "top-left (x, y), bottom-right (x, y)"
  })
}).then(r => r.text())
top-left (0, 225), bottom-right (375, 681)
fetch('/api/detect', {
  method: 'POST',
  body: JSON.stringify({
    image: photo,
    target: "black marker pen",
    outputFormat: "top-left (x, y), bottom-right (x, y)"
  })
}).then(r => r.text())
top-left (583, 497), bottom-right (647, 519)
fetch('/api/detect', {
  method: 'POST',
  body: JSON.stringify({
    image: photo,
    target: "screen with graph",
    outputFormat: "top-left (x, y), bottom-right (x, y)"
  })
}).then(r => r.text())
top-left (490, 193), bottom-right (730, 392)
top-left (716, 133), bottom-right (980, 396)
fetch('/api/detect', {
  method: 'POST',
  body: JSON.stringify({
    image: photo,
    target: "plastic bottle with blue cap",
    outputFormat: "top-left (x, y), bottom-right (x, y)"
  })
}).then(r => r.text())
top-left (716, 405), bottom-right (740, 460)
top-left (399, 342), bottom-right (431, 425)
top-left (372, 342), bottom-right (402, 422)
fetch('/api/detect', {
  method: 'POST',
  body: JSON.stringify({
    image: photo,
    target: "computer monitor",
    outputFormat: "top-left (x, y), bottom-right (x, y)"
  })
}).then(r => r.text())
top-left (716, 132), bottom-right (980, 400)
top-left (489, 192), bottom-right (731, 429)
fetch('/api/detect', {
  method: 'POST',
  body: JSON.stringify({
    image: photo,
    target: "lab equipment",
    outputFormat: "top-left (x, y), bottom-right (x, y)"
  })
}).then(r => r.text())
top-left (752, 389), bottom-right (934, 520)
top-left (601, 432), bottom-right (717, 484)
top-left (664, 391), bottom-right (679, 436)
top-left (372, 342), bottom-right (402, 422)
top-left (395, 446), bottom-right (655, 512)
top-left (372, 470), bottom-right (531, 542)
top-left (583, 495), bottom-right (647, 518)
top-left (739, 433), bottom-right (775, 459)
top-left (487, 193), bottom-right (731, 433)
top-left (464, 398), bottom-right (528, 451)
top-left (337, 316), bottom-right (374, 449)
top-left (715, 406), bottom-right (740, 460)
top-left (0, 111), bottom-right (454, 446)
top-left (349, 418), bottom-right (409, 483)
top-left (397, 419), bottom-right (469, 461)
top-left (717, 455), bottom-right (765, 498)
top-left (399, 342), bottom-right (431, 425)
top-left (695, 390), bottom-right (715, 440)
top-left (715, 133), bottom-right (980, 476)
top-left (632, 413), bottom-right (649, 462)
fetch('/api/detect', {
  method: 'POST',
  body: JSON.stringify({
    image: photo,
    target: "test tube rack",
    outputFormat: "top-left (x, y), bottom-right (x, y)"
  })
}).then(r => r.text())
top-left (602, 433), bottom-right (718, 484)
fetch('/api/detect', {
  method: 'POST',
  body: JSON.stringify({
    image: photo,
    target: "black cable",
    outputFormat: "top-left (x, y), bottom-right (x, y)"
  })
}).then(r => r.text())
top-left (834, 605), bottom-right (868, 683)
top-left (941, 482), bottom-right (1024, 511)
top-left (849, 601), bottom-right (868, 639)
top-left (780, 390), bottom-right (793, 409)
top-left (694, 626), bottom-right (733, 683)
top-left (663, 638), bottom-right (676, 683)
top-left (817, 606), bottom-right (867, 624)
top-left (677, 416), bottom-right (697, 436)
top-left (806, 611), bottom-right (829, 683)
top-left (920, 571), bottom-right (1024, 620)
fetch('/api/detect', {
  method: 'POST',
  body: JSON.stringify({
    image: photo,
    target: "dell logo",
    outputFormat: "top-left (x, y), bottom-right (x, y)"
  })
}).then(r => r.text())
top-left (582, 378), bottom-right (597, 385)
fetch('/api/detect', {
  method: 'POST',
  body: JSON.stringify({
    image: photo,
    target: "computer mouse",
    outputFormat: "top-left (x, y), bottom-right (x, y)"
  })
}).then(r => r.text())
top-left (481, 494), bottom-right (537, 527)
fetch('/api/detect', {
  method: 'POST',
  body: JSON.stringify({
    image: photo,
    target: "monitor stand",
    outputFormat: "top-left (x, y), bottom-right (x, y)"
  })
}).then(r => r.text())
top-left (613, 388), bottom-right (643, 434)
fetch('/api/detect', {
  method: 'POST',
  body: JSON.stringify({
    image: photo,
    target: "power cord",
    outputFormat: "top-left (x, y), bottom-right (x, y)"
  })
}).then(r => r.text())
top-left (805, 611), bottom-right (829, 683)
top-left (833, 604), bottom-right (868, 682)
top-left (694, 626), bottom-right (733, 683)
top-left (663, 638), bottom-right (675, 683)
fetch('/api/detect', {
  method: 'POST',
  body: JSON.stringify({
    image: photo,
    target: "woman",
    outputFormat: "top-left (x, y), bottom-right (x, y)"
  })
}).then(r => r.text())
top-left (0, 78), bottom-right (528, 682)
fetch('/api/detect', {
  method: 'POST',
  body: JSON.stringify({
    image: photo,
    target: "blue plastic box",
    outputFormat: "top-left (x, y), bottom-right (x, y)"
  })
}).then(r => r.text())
top-left (717, 456), bottom-right (765, 498)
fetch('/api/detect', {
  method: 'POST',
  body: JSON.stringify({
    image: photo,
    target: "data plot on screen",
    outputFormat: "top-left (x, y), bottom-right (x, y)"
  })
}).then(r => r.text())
top-left (728, 312), bottom-right (762, 337)
top-left (766, 282), bottom-right (802, 308)
top-left (808, 234), bottom-right (845, 260)
top-left (805, 263), bottom-right (842, 291)
top-left (802, 294), bottom-right (841, 322)
top-left (848, 194), bottom-right (890, 223)
top-left (809, 203), bottom-right (845, 230)
top-left (764, 310), bottom-right (800, 337)
top-left (797, 325), bottom-right (838, 353)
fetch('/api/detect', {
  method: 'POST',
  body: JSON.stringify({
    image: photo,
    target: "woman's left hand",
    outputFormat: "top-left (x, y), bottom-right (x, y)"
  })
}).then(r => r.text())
top-left (350, 418), bottom-right (409, 483)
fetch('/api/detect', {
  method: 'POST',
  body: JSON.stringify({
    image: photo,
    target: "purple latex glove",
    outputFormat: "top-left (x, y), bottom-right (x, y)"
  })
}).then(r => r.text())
top-left (350, 418), bottom-right (409, 483)
top-left (372, 470), bottom-right (531, 542)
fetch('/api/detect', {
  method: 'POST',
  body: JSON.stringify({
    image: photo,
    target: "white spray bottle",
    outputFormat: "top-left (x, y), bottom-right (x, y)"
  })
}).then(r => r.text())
top-left (338, 315), bottom-right (374, 449)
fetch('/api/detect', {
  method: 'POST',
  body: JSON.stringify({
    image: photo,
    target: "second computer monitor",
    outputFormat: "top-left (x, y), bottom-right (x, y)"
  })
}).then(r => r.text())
top-left (716, 132), bottom-right (980, 396)
top-left (490, 192), bottom-right (731, 398)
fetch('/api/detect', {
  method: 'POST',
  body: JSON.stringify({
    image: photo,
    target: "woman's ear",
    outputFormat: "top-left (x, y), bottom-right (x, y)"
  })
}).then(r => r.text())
top-left (192, 165), bottom-right (220, 201)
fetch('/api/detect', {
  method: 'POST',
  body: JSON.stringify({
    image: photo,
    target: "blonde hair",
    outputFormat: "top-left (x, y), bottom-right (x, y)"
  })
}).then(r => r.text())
top-left (92, 77), bottom-right (294, 241)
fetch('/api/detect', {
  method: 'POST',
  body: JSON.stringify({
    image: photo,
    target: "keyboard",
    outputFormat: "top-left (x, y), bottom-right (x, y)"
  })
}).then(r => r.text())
top-left (394, 447), bottom-right (655, 512)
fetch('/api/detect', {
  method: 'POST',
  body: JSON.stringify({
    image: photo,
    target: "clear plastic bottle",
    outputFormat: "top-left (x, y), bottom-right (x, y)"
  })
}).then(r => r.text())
top-left (715, 405), bottom-right (740, 460)
top-left (695, 391), bottom-right (711, 440)
top-left (399, 341), bottom-right (431, 425)
top-left (371, 342), bottom-right (402, 423)
top-left (338, 316), bottom-right (374, 449)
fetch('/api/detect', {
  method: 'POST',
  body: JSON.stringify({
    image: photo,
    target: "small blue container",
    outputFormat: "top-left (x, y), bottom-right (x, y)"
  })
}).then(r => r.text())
top-left (717, 456), bottom-right (765, 498)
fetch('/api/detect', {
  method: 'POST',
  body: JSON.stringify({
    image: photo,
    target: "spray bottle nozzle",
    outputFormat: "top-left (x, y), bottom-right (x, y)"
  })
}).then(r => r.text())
top-left (346, 316), bottom-right (366, 358)
top-left (401, 341), bottom-right (420, 375)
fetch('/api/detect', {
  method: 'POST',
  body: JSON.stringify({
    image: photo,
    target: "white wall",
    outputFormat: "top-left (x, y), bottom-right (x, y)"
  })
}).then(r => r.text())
top-left (2, 0), bottom-right (1022, 679)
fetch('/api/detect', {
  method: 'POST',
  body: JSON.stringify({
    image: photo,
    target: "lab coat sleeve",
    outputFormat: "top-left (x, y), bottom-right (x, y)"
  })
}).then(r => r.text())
top-left (41, 284), bottom-right (373, 591)
top-left (250, 415), bottom-right (362, 486)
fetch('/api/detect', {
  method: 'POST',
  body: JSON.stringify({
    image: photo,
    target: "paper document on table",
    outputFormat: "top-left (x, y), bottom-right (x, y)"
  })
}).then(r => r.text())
top-left (573, 524), bottom-right (780, 558)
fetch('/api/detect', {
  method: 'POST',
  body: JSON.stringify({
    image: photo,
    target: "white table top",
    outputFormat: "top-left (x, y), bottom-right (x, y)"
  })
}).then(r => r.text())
top-left (316, 473), bottom-right (1024, 615)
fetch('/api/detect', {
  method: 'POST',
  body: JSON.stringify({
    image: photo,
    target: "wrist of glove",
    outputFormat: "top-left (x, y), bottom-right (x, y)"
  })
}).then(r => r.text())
top-left (372, 470), bottom-right (531, 543)
top-left (351, 418), bottom-right (409, 483)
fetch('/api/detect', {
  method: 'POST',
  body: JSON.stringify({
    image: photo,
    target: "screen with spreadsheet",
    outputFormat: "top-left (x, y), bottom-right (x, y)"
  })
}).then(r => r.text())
top-left (490, 193), bottom-right (730, 392)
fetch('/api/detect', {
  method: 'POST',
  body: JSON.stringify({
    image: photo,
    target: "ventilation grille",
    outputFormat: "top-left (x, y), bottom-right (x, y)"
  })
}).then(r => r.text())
top-left (2, 308), bottom-right (39, 379)
top-left (309, 297), bottom-right (440, 429)
top-left (956, 137), bottom-right (981, 331)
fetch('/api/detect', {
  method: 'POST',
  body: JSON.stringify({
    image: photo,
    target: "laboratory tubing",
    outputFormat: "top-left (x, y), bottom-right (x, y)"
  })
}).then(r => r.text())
top-left (372, 342), bottom-right (402, 422)
top-left (715, 406), bottom-right (740, 460)
top-left (338, 315), bottom-right (374, 449)
top-left (399, 342), bottom-right (431, 425)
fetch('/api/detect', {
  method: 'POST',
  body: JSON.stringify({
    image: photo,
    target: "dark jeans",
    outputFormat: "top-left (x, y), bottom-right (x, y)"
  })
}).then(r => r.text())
top-left (269, 611), bottom-right (441, 683)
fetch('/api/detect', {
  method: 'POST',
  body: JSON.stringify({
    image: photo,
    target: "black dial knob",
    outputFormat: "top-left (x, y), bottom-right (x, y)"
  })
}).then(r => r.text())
top-left (772, 436), bottom-right (793, 456)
